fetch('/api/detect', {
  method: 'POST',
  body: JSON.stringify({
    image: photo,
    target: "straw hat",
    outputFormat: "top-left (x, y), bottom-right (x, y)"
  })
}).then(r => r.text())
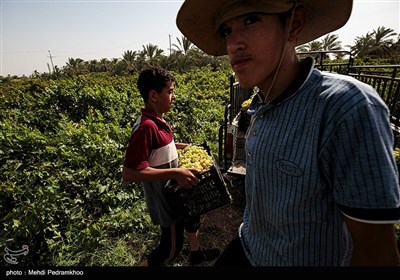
top-left (176, 0), bottom-right (353, 56)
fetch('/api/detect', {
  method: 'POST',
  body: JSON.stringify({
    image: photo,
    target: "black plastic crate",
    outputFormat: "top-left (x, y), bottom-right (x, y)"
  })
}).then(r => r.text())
top-left (164, 143), bottom-right (232, 217)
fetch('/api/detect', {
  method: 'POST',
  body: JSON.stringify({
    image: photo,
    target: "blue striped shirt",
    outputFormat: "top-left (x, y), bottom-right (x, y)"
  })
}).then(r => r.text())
top-left (241, 61), bottom-right (400, 266)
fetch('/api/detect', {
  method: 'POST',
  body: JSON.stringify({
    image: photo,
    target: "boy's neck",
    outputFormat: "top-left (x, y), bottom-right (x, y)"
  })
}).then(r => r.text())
top-left (145, 104), bottom-right (163, 118)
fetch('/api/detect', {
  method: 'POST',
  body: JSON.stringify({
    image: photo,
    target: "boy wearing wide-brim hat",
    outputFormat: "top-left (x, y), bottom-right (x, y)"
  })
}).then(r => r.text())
top-left (177, 0), bottom-right (400, 266)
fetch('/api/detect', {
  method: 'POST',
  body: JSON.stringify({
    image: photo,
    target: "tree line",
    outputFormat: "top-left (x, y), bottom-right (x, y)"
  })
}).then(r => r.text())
top-left (1, 25), bottom-right (399, 81)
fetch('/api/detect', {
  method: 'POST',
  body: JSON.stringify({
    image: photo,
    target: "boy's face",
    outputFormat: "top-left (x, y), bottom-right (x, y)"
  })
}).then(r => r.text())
top-left (219, 12), bottom-right (286, 90)
top-left (155, 81), bottom-right (176, 114)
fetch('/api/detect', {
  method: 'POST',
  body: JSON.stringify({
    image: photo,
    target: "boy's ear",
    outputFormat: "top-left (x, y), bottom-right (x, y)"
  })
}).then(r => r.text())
top-left (149, 90), bottom-right (158, 103)
top-left (289, 8), bottom-right (306, 42)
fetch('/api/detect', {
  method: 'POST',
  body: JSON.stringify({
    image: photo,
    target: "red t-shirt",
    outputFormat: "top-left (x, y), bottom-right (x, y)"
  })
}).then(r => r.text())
top-left (123, 108), bottom-right (178, 170)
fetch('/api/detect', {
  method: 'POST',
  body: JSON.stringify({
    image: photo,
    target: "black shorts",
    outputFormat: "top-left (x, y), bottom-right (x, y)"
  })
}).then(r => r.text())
top-left (147, 215), bottom-right (201, 266)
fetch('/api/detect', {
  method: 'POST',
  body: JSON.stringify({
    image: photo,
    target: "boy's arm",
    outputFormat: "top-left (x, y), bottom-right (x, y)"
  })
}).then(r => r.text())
top-left (343, 215), bottom-right (400, 266)
top-left (122, 166), bottom-right (200, 189)
top-left (175, 142), bottom-right (188, 149)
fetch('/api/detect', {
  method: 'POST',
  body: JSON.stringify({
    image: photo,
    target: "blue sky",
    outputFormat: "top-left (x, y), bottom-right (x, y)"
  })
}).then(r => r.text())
top-left (1, 0), bottom-right (399, 76)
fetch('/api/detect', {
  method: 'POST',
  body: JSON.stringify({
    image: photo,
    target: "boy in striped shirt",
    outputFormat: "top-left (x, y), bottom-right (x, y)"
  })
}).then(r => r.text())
top-left (177, 0), bottom-right (400, 266)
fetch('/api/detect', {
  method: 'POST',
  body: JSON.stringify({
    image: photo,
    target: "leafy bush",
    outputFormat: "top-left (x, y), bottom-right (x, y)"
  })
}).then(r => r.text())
top-left (0, 70), bottom-right (229, 266)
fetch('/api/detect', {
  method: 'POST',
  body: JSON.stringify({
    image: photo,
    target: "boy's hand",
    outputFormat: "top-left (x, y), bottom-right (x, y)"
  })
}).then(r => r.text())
top-left (175, 168), bottom-right (201, 189)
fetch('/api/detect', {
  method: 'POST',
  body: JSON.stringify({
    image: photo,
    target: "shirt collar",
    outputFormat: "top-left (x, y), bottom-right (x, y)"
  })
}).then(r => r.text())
top-left (141, 108), bottom-right (168, 127)
top-left (254, 56), bottom-right (314, 106)
top-left (248, 57), bottom-right (315, 116)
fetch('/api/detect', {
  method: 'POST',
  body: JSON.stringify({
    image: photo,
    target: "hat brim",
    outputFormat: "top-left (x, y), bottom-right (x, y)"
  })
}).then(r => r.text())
top-left (176, 0), bottom-right (353, 56)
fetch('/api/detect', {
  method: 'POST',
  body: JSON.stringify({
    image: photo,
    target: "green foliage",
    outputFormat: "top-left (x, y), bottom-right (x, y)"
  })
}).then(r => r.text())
top-left (0, 70), bottom-right (229, 266)
top-left (168, 67), bottom-right (230, 153)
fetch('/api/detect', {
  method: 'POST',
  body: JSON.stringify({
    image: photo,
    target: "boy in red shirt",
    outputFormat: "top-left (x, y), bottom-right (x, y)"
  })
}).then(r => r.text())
top-left (122, 67), bottom-right (219, 266)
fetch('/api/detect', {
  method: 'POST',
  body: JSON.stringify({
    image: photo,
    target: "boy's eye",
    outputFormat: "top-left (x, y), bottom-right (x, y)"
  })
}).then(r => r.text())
top-left (243, 13), bottom-right (263, 25)
top-left (218, 13), bottom-right (264, 39)
top-left (218, 25), bottom-right (231, 39)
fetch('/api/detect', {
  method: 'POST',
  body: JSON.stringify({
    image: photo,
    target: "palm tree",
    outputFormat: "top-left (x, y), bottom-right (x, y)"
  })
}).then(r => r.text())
top-left (109, 58), bottom-right (120, 73)
top-left (350, 27), bottom-right (397, 59)
top-left (135, 51), bottom-right (149, 72)
top-left (296, 40), bottom-right (323, 52)
top-left (141, 43), bottom-right (164, 61)
top-left (319, 34), bottom-right (344, 59)
top-left (87, 59), bottom-right (99, 73)
top-left (121, 50), bottom-right (137, 74)
top-left (321, 34), bottom-right (342, 51)
top-left (173, 36), bottom-right (195, 55)
top-left (97, 58), bottom-right (111, 72)
top-left (391, 34), bottom-right (400, 59)
top-left (368, 26), bottom-right (397, 58)
top-left (64, 57), bottom-right (87, 76)
top-left (349, 32), bottom-right (374, 58)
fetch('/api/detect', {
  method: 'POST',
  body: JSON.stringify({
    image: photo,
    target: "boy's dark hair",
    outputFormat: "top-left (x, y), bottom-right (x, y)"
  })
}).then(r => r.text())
top-left (137, 67), bottom-right (175, 102)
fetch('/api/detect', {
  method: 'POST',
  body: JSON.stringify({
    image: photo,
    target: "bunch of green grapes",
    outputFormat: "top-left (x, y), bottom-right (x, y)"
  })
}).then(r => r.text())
top-left (394, 148), bottom-right (400, 162)
top-left (241, 98), bottom-right (252, 110)
top-left (178, 145), bottom-right (213, 172)
top-left (242, 92), bottom-right (257, 110)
